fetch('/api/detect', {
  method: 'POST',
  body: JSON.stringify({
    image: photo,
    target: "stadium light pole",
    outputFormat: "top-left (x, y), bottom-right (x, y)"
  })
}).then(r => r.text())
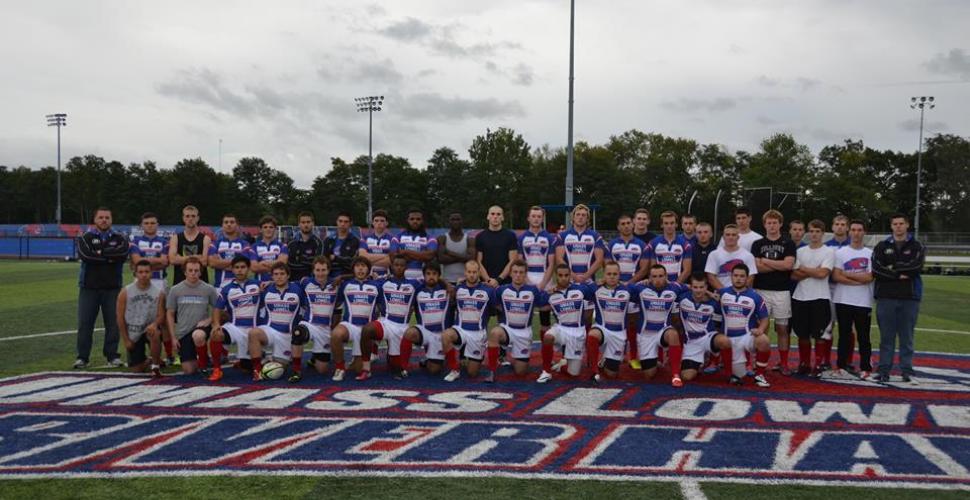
top-left (356, 96), bottom-right (383, 224)
top-left (46, 113), bottom-right (67, 225)
top-left (910, 96), bottom-right (934, 240)
top-left (564, 0), bottom-right (575, 220)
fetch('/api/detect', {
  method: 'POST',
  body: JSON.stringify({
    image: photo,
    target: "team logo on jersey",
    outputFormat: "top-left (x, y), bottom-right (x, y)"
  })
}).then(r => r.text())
top-left (844, 257), bottom-right (869, 271)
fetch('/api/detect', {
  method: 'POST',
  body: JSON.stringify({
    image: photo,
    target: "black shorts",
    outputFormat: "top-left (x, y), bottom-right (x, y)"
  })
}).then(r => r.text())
top-left (312, 352), bottom-right (331, 363)
top-left (792, 299), bottom-right (831, 340)
top-left (127, 335), bottom-right (148, 366)
top-left (178, 334), bottom-right (197, 362)
top-left (680, 359), bottom-right (703, 372)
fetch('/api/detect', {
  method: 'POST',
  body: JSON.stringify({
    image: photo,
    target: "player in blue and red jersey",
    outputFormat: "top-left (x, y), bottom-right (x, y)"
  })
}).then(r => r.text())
top-left (249, 262), bottom-right (307, 381)
top-left (519, 206), bottom-right (558, 290)
top-left (629, 264), bottom-right (687, 386)
top-left (677, 273), bottom-right (731, 384)
top-left (400, 262), bottom-right (453, 377)
top-left (587, 261), bottom-right (635, 382)
top-left (394, 209), bottom-right (437, 282)
top-left (251, 215), bottom-right (288, 282)
top-left (441, 260), bottom-right (495, 381)
top-left (486, 260), bottom-right (548, 381)
top-left (357, 254), bottom-right (419, 380)
top-left (207, 213), bottom-right (252, 289)
top-left (360, 209), bottom-right (396, 279)
top-left (330, 257), bottom-right (382, 381)
top-left (555, 204), bottom-right (605, 284)
top-left (718, 263), bottom-right (772, 387)
top-left (646, 211), bottom-right (693, 284)
top-left (538, 264), bottom-right (594, 382)
top-left (208, 254), bottom-right (262, 382)
top-left (290, 256), bottom-right (338, 383)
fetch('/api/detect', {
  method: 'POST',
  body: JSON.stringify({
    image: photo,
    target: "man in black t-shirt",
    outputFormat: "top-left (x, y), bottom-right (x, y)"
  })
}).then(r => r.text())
top-left (691, 222), bottom-right (717, 279)
top-left (475, 205), bottom-right (518, 287)
top-left (751, 210), bottom-right (797, 375)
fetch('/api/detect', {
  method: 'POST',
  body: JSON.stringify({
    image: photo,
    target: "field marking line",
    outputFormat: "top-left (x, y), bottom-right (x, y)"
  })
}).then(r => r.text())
top-left (0, 328), bottom-right (103, 342)
top-left (680, 480), bottom-right (708, 500)
top-left (872, 326), bottom-right (970, 336)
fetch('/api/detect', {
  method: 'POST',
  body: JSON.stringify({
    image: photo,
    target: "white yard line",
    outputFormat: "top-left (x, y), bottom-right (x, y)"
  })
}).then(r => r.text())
top-left (680, 480), bottom-right (708, 500)
top-left (0, 328), bottom-right (103, 342)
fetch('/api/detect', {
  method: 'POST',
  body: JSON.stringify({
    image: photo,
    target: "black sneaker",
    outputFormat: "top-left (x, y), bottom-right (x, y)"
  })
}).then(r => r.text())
top-left (901, 373), bottom-right (912, 383)
top-left (73, 358), bottom-right (88, 369)
top-left (818, 363), bottom-right (832, 372)
top-left (729, 375), bottom-right (743, 386)
top-left (876, 373), bottom-right (890, 383)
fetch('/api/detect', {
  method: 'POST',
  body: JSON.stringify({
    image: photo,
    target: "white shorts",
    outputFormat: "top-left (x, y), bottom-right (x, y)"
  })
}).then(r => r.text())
top-left (637, 329), bottom-right (669, 361)
top-left (377, 318), bottom-right (408, 356)
top-left (546, 324), bottom-right (587, 360)
top-left (500, 324), bottom-right (534, 360)
top-left (418, 326), bottom-right (445, 361)
top-left (259, 326), bottom-right (293, 361)
top-left (299, 321), bottom-right (331, 354)
top-left (221, 323), bottom-right (251, 360)
top-left (455, 326), bottom-right (487, 361)
top-left (593, 324), bottom-right (627, 361)
top-left (684, 333), bottom-right (717, 364)
top-left (338, 321), bottom-right (364, 357)
top-left (756, 289), bottom-right (792, 324)
top-left (728, 334), bottom-right (755, 364)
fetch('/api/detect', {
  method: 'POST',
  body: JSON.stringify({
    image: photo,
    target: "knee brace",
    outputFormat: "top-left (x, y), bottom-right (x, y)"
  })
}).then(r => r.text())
top-left (292, 324), bottom-right (310, 346)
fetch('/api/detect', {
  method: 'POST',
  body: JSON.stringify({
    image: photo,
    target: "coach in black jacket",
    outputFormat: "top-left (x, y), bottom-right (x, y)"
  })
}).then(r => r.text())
top-left (74, 207), bottom-right (130, 369)
top-left (323, 212), bottom-right (361, 278)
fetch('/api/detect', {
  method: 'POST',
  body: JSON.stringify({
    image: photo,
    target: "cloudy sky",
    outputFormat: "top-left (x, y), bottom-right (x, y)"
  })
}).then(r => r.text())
top-left (2, 0), bottom-right (968, 187)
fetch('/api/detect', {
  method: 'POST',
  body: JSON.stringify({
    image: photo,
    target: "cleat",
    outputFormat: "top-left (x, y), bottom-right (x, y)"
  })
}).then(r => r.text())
top-left (797, 364), bottom-right (811, 375)
top-left (536, 371), bottom-right (553, 384)
top-left (902, 374), bottom-right (918, 385)
top-left (392, 369), bottom-right (409, 380)
top-left (207, 367), bottom-right (223, 382)
top-left (629, 359), bottom-right (642, 370)
top-left (811, 367), bottom-right (822, 379)
top-left (252, 370), bottom-right (262, 382)
top-left (729, 375), bottom-right (743, 386)
top-left (167, 356), bottom-right (178, 367)
top-left (107, 358), bottom-right (125, 368)
top-left (671, 375), bottom-right (683, 388)
top-left (484, 372), bottom-right (495, 383)
top-left (150, 365), bottom-right (162, 378)
top-left (444, 370), bottom-right (460, 382)
top-left (73, 358), bottom-right (88, 369)
top-left (288, 372), bottom-right (303, 383)
top-left (355, 370), bottom-right (372, 381)
top-left (551, 358), bottom-right (568, 372)
top-left (332, 369), bottom-right (345, 381)
top-left (591, 373), bottom-right (602, 384)
top-left (754, 374), bottom-right (771, 388)
top-left (859, 370), bottom-right (871, 380)
top-left (876, 372), bottom-right (890, 383)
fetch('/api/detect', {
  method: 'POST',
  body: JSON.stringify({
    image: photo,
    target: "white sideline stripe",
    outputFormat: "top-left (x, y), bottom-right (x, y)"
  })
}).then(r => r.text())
top-left (0, 328), bottom-right (103, 342)
top-left (680, 480), bottom-right (707, 500)
top-left (872, 326), bottom-right (970, 336)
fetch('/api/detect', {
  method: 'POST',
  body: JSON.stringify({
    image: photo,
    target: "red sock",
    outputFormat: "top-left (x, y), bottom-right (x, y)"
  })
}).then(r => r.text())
top-left (779, 348), bottom-right (789, 367)
top-left (798, 340), bottom-right (812, 367)
top-left (209, 340), bottom-right (224, 368)
top-left (291, 356), bottom-right (302, 374)
top-left (195, 345), bottom-right (209, 369)
top-left (626, 325), bottom-right (638, 360)
top-left (542, 343), bottom-right (554, 372)
top-left (446, 348), bottom-right (459, 371)
top-left (721, 348), bottom-right (733, 377)
top-left (487, 346), bottom-right (500, 372)
top-left (399, 340), bottom-right (413, 371)
top-left (755, 349), bottom-right (770, 375)
top-left (372, 343), bottom-right (379, 355)
top-left (164, 340), bottom-right (174, 358)
top-left (585, 336), bottom-right (600, 374)
top-left (336, 358), bottom-right (346, 370)
top-left (388, 354), bottom-right (400, 371)
top-left (822, 338), bottom-right (833, 365)
top-left (669, 345), bottom-right (683, 376)
top-left (252, 356), bottom-right (262, 373)
top-left (814, 340), bottom-right (826, 367)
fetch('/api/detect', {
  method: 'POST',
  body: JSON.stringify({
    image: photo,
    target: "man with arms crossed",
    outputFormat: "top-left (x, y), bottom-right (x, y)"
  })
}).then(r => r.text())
top-left (705, 224), bottom-right (758, 290)
top-left (360, 209), bottom-right (395, 279)
top-left (395, 209), bottom-right (438, 282)
top-left (166, 257), bottom-right (220, 376)
top-left (832, 220), bottom-right (875, 378)
top-left (207, 213), bottom-right (251, 289)
top-left (633, 208), bottom-right (657, 243)
top-left (169, 205), bottom-right (210, 284)
top-left (645, 211), bottom-right (693, 283)
top-left (791, 220), bottom-right (836, 378)
top-left (287, 211), bottom-right (324, 282)
top-left (719, 207), bottom-right (762, 252)
top-left (681, 214), bottom-right (698, 245)
top-left (117, 260), bottom-right (166, 377)
top-left (557, 204), bottom-right (606, 284)
top-left (691, 222), bottom-right (718, 283)
top-left (251, 215), bottom-right (288, 283)
top-left (437, 212), bottom-right (476, 285)
top-left (751, 210), bottom-right (797, 375)
top-left (324, 211), bottom-right (360, 279)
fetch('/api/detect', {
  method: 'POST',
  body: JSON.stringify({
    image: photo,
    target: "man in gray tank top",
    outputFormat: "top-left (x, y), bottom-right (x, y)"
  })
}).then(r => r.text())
top-left (437, 212), bottom-right (476, 285)
top-left (116, 261), bottom-right (165, 376)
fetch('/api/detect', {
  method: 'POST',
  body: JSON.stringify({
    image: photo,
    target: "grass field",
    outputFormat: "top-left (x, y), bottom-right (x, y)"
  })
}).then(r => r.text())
top-left (0, 259), bottom-right (967, 499)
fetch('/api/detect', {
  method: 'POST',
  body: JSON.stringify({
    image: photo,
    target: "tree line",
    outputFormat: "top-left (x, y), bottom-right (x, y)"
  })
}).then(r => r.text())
top-left (2, 128), bottom-right (968, 234)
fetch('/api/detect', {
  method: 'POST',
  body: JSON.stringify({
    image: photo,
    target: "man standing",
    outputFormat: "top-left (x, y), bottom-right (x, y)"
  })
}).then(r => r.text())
top-left (691, 222), bottom-right (717, 280)
top-left (129, 212), bottom-right (169, 290)
top-left (207, 213), bottom-right (251, 289)
top-left (607, 214), bottom-right (649, 285)
top-left (168, 205), bottom-right (211, 284)
top-left (360, 209), bottom-right (395, 279)
top-left (645, 211), bottom-right (693, 284)
top-left (791, 220), bottom-right (835, 378)
top-left (751, 210), bottom-right (797, 374)
top-left (719, 207), bottom-right (762, 252)
top-left (74, 207), bottom-right (129, 369)
top-left (518, 206), bottom-right (558, 291)
top-left (116, 260), bottom-right (165, 376)
top-left (556, 204), bottom-right (605, 284)
top-left (475, 205), bottom-right (518, 287)
top-left (633, 208), bottom-right (658, 243)
top-left (251, 215), bottom-right (288, 282)
top-left (681, 214), bottom-right (698, 245)
top-left (832, 220), bottom-right (875, 378)
top-left (324, 211), bottom-right (360, 279)
top-left (872, 214), bottom-right (925, 384)
top-left (789, 220), bottom-right (807, 248)
top-left (287, 211), bottom-right (324, 282)
top-left (437, 212), bottom-right (475, 285)
top-left (395, 209), bottom-right (438, 282)
top-left (705, 225), bottom-right (757, 290)
top-left (826, 215), bottom-right (851, 248)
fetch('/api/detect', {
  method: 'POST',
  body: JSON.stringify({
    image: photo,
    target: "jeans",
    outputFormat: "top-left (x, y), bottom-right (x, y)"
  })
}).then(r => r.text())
top-left (876, 298), bottom-right (920, 376)
top-left (835, 304), bottom-right (872, 371)
top-left (76, 287), bottom-right (121, 363)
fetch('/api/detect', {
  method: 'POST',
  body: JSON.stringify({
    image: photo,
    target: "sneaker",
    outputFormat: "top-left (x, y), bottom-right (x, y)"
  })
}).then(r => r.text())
top-left (729, 375), bottom-right (743, 386)
top-left (288, 372), bottom-right (303, 383)
top-left (810, 367), bottom-right (822, 379)
top-left (444, 370), bottom-right (461, 382)
top-left (73, 358), bottom-right (88, 369)
top-left (332, 368), bottom-right (345, 382)
top-left (167, 356), bottom-right (178, 367)
top-left (484, 372), bottom-right (495, 383)
top-left (355, 370), bottom-right (371, 381)
top-left (818, 363), bottom-right (832, 372)
top-left (537, 371), bottom-right (553, 384)
top-left (902, 374), bottom-right (919, 385)
top-left (551, 358), bottom-right (568, 372)
top-left (754, 374), bottom-right (771, 388)
top-left (797, 364), bottom-right (811, 375)
top-left (591, 373), bottom-right (602, 384)
top-left (107, 358), bottom-right (125, 368)
top-left (671, 375), bottom-right (683, 388)
top-left (876, 373), bottom-right (890, 383)
top-left (629, 359), bottom-right (642, 370)
top-left (844, 365), bottom-right (861, 377)
top-left (252, 370), bottom-right (262, 382)
top-left (207, 367), bottom-right (223, 382)
top-left (393, 369), bottom-right (409, 380)
top-left (859, 370), bottom-right (871, 380)
top-left (150, 365), bottom-right (162, 378)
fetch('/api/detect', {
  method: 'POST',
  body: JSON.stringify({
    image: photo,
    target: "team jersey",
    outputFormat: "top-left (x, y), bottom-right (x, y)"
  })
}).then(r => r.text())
top-left (414, 283), bottom-right (451, 332)
top-left (495, 283), bottom-right (548, 329)
top-left (606, 236), bottom-right (648, 282)
top-left (361, 232), bottom-right (396, 278)
top-left (717, 286), bottom-right (768, 338)
top-left (647, 234), bottom-right (693, 282)
top-left (590, 284), bottom-right (634, 331)
top-left (677, 293), bottom-right (723, 341)
top-left (825, 237), bottom-right (850, 249)
top-left (216, 279), bottom-right (262, 327)
top-left (208, 236), bottom-right (251, 287)
top-left (252, 239), bottom-right (288, 282)
top-left (377, 277), bottom-right (420, 325)
top-left (300, 277), bottom-right (338, 327)
top-left (518, 229), bottom-right (557, 276)
top-left (547, 284), bottom-right (594, 328)
top-left (259, 282), bottom-right (306, 333)
top-left (629, 281), bottom-right (685, 334)
top-left (129, 234), bottom-right (168, 280)
top-left (558, 228), bottom-right (604, 280)
top-left (454, 282), bottom-right (495, 331)
top-left (395, 229), bottom-right (437, 280)
top-left (336, 278), bottom-right (382, 326)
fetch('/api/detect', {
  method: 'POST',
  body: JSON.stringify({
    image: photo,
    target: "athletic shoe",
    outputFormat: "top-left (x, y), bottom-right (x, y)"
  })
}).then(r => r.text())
top-left (902, 374), bottom-right (919, 385)
top-left (818, 363), bottom-right (832, 372)
top-left (393, 369), bottom-right (409, 380)
top-left (754, 374), bottom-right (771, 388)
top-left (859, 370), bottom-right (871, 380)
top-left (444, 370), bottom-right (460, 382)
top-left (729, 375), bottom-right (743, 386)
top-left (166, 356), bottom-right (178, 367)
top-left (591, 373), bottom-right (602, 384)
top-left (876, 373), bottom-right (890, 383)
top-left (797, 364), bottom-right (811, 375)
top-left (484, 372), bottom-right (495, 383)
top-left (198, 368), bottom-right (210, 377)
top-left (629, 359), bottom-right (642, 370)
top-left (73, 359), bottom-right (88, 369)
top-left (251, 370), bottom-right (262, 382)
top-left (537, 371), bottom-right (553, 384)
top-left (671, 375), bottom-right (683, 388)
top-left (551, 358), bottom-right (568, 372)
top-left (288, 372), bottom-right (303, 384)
top-left (150, 365), bottom-right (162, 378)
top-left (355, 370), bottom-right (371, 381)
top-left (107, 358), bottom-right (125, 368)
top-left (810, 367), bottom-right (823, 379)
top-left (332, 369), bottom-right (345, 382)
top-left (208, 367), bottom-right (223, 382)
top-left (844, 365), bottom-right (861, 377)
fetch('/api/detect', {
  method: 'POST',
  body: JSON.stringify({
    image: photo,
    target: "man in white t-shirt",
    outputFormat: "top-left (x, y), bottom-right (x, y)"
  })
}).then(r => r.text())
top-left (832, 219), bottom-right (875, 378)
top-left (719, 207), bottom-right (763, 252)
top-left (705, 224), bottom-right (757, 290)
top-left (791, 219), bottom-right (835, 378)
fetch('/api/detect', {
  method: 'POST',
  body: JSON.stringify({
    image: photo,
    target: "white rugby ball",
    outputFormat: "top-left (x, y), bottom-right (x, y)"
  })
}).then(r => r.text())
top-left (261, 361), bottom-right (285, 380)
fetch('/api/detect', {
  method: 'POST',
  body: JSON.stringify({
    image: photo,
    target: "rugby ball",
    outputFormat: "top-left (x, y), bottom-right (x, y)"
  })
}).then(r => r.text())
top-left (261, 361), bottom-right (285, 380)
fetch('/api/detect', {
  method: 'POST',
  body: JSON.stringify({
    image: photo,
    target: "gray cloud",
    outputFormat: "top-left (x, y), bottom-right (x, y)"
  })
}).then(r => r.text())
top-left (756, 115), bottom-right (778, 125)
top-left (756, 75), bottom-right (780, 87)
top-left (660, 97), bottom-right (737, 113)
top-left (898, 118), bottom-right (949, 132)
top-left (511, 63), bottom-right (534, 86)
top-left (378, 17), bottom-right (432, 42)
top-left (156, 68), bottom-right (258, 117)
top-left (352, 58), bottom-right (403, 83)
top-left (756, 75), bottom-right (821, 91)
top-left (396, 93), bottom-right (525, 121)
top-left (924, 48), bottom-right (970, 80)
top-left (795, 77), bottom-right (821, 91)
top-left (377, 17), bottom-right (521, 61)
